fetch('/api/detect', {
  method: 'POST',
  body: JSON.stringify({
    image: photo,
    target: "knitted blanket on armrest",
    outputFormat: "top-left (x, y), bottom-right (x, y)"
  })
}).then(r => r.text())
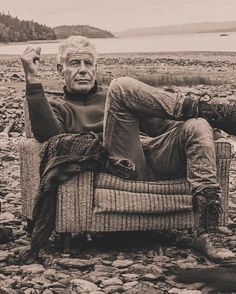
top-left (32, 131), bottom-right (136, 232)
top-left (32, 132), bottom-right (107, 226)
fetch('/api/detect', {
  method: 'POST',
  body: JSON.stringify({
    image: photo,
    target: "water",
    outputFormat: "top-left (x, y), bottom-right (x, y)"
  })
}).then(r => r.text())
top-left (0, 32), bottom-right (236, 55)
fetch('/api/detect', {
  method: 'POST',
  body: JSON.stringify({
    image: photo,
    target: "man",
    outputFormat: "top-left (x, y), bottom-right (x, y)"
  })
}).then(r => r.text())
top-left (21, 35), bottom-right (236, 263)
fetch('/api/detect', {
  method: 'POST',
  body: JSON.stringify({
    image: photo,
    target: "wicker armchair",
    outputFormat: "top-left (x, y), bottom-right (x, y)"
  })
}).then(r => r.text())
top-left (19, 100), bottom-right (232, 246)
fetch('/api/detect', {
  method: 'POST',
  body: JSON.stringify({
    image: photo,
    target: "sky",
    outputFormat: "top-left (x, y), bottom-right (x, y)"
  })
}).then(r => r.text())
top-left (1, 0), bottom-right (236, 32)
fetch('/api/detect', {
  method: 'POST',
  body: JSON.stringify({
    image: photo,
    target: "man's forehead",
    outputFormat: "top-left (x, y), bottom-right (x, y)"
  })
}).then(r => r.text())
top-left (66, 52), bottom-right (95, 61)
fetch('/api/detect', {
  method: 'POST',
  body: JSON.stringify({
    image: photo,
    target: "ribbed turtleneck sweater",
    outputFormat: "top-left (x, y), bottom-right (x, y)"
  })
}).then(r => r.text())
top-left (26, 81), bottom-right (181, 143)
top-left (26, 82), bottom-right (106, 142)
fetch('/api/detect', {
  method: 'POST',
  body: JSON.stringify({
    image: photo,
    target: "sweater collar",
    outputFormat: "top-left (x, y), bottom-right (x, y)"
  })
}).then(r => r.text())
top-left (63, 81), bottom-right (98, 101)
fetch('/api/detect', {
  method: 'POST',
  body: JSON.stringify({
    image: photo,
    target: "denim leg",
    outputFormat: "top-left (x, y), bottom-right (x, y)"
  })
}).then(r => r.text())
top-left (103, 77), bottom-right (185, 179)
top-left (143, 118), bottom-right (221, 195)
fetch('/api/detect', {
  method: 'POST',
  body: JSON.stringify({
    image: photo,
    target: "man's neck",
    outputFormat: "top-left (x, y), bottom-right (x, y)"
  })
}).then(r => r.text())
top-left (64, 81), bottom-right (98, 101)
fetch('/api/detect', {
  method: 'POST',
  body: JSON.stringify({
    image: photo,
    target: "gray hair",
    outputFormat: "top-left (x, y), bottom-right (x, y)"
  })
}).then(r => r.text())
top-left (57, 35), bottom-right (98, 64)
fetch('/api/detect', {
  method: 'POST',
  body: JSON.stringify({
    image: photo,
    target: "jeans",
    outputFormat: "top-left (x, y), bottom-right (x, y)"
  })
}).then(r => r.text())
top-left (103, 77), bottom-right (221, 195)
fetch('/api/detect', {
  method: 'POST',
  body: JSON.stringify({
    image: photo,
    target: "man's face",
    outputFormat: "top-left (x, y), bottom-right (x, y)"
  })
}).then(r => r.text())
top-left (58, 52), bottom-right (96, 94)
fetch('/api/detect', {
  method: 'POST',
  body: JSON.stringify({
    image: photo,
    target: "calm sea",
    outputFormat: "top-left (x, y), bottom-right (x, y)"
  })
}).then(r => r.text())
top-left (0, 32), bottom-right (236, 55)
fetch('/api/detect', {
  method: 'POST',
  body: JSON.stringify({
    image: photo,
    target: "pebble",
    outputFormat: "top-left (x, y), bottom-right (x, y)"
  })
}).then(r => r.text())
top-left (100, 277), bottom-right (123, 287)
top-left (70, 279), bottom-right (99, 292)
top-left (112, 259), bottom-right (134, 268)
top-left (42, 290), bottom-right (53, 294)
top-left (102, 285), bottom-right (124, 293)
top-left (123, 280), bottom-right (139, 290)
top-left (121, 273), bottom-right (139, 282)
top-left (129, 263), bottom-right (148, 274)
top-left (219, 226), bottom-right (234, 235)
top-left (94, 265), bottom-right (119, 274)
top-left (0, 251), bottom-right (11, 261)
top-left (21, 264), bottom-right (45, 274)
top-left (214, 248), bottom-right (235, 259)
top-left (0, 212), bottom-right (15, 222)
top-left (53, 257), bottom-right (95, 269)
top-left (169, 289), bottom-right (202, 294)
top-left (141, 273), bottom-right (160, 282)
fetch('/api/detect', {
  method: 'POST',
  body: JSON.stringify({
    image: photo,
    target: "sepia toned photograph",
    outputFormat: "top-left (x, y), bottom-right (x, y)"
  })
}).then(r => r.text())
top-left (1, 0), bottom-right (236, 293)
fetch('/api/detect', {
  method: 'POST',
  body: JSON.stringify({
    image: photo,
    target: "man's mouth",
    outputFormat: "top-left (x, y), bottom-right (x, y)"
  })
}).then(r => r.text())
top-left (75, 79), bottom-right (91, 83)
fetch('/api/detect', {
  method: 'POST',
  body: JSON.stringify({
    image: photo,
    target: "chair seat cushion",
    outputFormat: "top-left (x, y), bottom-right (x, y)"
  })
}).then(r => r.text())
top-left (94, 173), bottom-right (192, 214)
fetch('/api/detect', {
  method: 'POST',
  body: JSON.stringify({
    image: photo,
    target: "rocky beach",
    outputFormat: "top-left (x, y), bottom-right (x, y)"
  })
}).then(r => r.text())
top-left (1, 52), bottom-right (236, 293)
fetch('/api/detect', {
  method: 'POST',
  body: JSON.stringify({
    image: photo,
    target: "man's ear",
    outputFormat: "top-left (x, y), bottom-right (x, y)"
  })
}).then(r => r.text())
top-left (57, 64), bottom-right (64, 77)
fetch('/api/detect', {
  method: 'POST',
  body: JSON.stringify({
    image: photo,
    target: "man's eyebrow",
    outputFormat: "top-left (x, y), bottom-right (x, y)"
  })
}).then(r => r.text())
top-left (69, 58), bottom-right (80, 62)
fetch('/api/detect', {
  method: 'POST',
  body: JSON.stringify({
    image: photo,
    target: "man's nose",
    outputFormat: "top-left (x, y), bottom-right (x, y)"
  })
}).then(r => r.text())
top-left (78, 61), bottom-right (87, 74)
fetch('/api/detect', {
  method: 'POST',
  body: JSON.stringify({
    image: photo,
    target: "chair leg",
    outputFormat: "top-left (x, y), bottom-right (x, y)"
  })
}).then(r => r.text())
top-left (60, 233), bottom-right (72, 253)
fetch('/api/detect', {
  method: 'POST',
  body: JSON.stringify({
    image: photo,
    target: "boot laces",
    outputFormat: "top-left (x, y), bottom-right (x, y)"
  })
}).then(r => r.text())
top-left (196, 93), bottom-right (236, 122)
top-left (200, 199), bottom-right (223, 233)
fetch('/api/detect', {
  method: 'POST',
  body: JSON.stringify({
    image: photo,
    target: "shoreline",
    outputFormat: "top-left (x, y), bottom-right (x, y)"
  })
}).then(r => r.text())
top-left (1, 50), bottom-right (236, 61)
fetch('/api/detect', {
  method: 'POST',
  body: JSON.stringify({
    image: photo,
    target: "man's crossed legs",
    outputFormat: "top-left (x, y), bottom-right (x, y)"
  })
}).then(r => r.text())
top-left (103, 77), bottom-right (234, 261)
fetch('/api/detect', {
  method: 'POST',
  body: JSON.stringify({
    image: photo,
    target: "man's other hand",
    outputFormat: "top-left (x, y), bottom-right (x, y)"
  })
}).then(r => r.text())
top-left (21, 46), bottom-right (41, 84)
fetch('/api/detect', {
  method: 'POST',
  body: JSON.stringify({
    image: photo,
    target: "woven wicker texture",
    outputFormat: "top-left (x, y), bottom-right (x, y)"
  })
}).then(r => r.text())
top-left (19, 138), bottom-right (232, 233)
top-left (23, 99), bottom-right (33, 139)
top-left (19, 139), bottom-right (41, 218)
top-left (90, 211), bottom-right (194, 232)
top-left (94, 191), bottom-right (192, 214)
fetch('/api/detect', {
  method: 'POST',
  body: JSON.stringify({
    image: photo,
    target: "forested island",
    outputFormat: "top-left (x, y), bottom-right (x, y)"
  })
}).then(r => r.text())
top-left (0, 13), bottom-right (56, 42)
top-left (54, 25), bottom-right (114, 39)
top-left (0, 13), bottom-right (114, 43)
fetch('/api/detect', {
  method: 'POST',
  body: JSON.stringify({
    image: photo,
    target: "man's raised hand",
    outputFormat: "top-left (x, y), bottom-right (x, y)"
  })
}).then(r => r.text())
top-left (21, 46), bottom-right (41, 84)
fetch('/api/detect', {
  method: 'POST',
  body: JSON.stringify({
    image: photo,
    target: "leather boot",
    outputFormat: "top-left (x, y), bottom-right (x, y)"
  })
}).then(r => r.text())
top-left (190, 191), bottom-right (235, 262)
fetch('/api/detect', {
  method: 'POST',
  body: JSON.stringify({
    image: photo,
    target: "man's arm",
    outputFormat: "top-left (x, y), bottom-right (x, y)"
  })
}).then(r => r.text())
top-left (26, 83), bottom-right (65, 142)
top-left (21, 46), bottom-right (65, 142)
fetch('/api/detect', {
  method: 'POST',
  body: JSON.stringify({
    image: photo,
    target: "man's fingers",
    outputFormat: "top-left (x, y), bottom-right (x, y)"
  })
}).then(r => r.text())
top-left (22, 46), bottom-right (41, 59)
top-left (35, 46), bottom-right (41, 56)
top-left (23, 46), bottom-right (34, 55)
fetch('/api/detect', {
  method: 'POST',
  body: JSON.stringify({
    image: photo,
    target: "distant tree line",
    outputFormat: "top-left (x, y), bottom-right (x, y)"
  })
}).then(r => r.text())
top-left (0, 12), bottom-right (56, 43)
top-left (54, 25), bottom-right (114, 39)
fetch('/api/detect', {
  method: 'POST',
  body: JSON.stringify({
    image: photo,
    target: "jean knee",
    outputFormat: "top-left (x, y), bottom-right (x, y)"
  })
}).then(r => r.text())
top-left (183, 118), bottom-right (213, 136)
top-left (109, 77), bottom-right (137, 93)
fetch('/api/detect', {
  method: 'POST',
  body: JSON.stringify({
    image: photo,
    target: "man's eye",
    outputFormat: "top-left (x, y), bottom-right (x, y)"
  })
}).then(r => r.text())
top-left (85, 61), bottom-right (93, 66)
top-left (71, 63), bottom-right (79, 67)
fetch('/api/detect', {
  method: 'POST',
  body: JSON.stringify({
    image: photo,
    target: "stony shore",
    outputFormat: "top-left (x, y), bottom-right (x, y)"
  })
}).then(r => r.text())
top-left (1, 52), bottom-right (236, 293)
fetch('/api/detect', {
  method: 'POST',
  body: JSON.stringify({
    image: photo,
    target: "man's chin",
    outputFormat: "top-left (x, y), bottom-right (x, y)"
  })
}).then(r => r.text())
top-left (72, 85), bottom-right (93, 94)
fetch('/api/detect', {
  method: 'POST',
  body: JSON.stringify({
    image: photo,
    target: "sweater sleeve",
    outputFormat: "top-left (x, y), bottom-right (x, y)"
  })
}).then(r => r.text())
top-left (26, 83), bottom-right (65, 142)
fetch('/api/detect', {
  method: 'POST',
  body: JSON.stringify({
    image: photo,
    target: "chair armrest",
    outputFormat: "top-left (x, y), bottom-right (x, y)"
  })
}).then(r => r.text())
top-left (19, 138), bottom-right (42, 219)
top-left (19, 138), bottom-right (95, 233)
top-left (215, 138), bottom-right (232, 159)
top-left (214, 139), bottom-right (232, 225)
